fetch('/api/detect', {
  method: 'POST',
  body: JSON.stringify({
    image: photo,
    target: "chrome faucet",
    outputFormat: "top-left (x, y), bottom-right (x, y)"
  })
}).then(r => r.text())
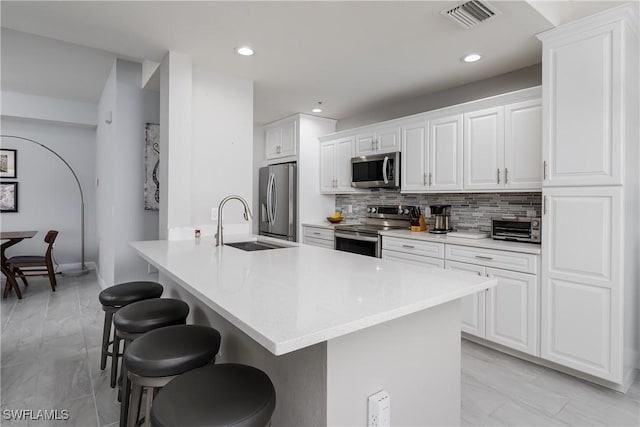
top-left (215, 195), bottom-right (253, 246)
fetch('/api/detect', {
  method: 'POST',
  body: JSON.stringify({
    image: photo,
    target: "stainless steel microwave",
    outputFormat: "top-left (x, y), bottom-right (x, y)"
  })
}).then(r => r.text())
top-left (491, 217), bottom-right (541, 243)
top-left (351, 152), bottom-right (400, 189)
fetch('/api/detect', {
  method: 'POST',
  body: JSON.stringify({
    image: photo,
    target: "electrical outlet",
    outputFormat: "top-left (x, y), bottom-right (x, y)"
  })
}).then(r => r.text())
top-left (211, 208), bottom-right (218, 221)
top-left (346, 204), bottom-right (353, 213)
top-left (368, 390), bottom-right (390, 427)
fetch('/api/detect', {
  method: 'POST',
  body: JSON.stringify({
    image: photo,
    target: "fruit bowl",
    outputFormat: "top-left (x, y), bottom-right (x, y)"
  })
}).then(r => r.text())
top-left (326, 216), bottom-right (343, 224)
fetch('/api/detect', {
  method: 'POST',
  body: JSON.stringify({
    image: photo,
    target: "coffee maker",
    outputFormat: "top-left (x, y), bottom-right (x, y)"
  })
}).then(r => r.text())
top-left (429, 205), bottom-right (452, 234)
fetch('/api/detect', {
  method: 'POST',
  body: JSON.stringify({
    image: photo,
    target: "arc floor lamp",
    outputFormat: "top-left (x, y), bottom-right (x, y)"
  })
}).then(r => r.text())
top-left (1, 135), bottom-right (88, 276)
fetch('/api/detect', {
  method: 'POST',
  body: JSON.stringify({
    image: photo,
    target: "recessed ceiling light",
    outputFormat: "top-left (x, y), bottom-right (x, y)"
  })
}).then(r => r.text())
top-left (462, 53), bottom-right (482, 63)
top-left (312, 101), bottom-right (323, 113)
top-left (236, 46), bottom-right (254, 56)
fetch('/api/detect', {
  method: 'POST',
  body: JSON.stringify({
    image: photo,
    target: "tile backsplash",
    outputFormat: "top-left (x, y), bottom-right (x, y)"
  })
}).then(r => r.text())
top-left (335, 191), bottom-right (542, 232)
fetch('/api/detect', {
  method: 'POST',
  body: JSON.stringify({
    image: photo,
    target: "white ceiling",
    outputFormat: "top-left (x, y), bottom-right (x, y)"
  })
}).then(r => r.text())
top-left (0, 1), bottom-right (625, 125)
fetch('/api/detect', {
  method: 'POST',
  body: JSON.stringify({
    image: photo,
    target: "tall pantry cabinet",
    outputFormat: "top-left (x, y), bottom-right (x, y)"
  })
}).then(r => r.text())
top-left (537, 5), bottom-right (639, 388)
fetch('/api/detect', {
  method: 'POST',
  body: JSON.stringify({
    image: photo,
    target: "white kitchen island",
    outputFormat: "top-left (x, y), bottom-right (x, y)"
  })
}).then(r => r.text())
top-left (131, 235), bottom-right (497, 426)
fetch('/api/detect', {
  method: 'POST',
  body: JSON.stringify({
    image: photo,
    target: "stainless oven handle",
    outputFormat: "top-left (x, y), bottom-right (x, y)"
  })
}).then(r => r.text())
top-left (335, 232), bottom-right (379, 243)
top-left (382, 156), bottom-right (389, 184)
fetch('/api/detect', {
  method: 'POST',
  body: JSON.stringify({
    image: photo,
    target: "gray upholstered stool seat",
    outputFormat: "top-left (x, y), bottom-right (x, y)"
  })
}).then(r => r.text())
top-left (98, 281), bottom-right (164, 389)
top-left (114, 299), bottom-right (190, 427)
top-left (113, 298), bottom-right (190, 334)
top-left (99, 281), bottom-right (164, 308)
top-left (150, 364), bottom-right (276, 427)
top-left (124, 325), bottom-right (222, 427)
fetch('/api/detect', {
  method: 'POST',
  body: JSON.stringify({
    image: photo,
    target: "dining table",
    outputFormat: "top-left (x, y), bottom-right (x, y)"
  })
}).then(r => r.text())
top-left (1, 230), bottom-right (37, 299)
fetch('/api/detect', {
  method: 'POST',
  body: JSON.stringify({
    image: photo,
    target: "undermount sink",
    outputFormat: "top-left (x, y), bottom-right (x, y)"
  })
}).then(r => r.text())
top-left (225, 241), bottom-right (288, 251)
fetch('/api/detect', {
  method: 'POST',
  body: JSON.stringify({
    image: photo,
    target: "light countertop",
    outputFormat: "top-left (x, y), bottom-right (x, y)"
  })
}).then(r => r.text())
top-left (301, 220), bottom-right (359, 229)
top-left (380, 229), bottom-right (542, 255)
top-left (131, 234), bottom-right (496, 355)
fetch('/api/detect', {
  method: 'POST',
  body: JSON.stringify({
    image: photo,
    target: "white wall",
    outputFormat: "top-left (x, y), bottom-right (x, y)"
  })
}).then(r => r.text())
top-left (0, 117), bottom-right (97, 268)
top-left (96, 59), bottom-right (159, 287)
top-left (337, 64), bottom-right (541, 131)
top-left (159, 52), bottom-right (253, 240)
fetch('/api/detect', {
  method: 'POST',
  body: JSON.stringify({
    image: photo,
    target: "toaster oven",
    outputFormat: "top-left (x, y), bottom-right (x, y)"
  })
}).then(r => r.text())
top-left (491, 217), bottom-right (541, 243)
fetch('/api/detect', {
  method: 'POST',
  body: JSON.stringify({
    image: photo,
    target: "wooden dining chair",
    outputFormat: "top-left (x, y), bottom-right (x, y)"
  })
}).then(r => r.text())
top-left (5, 230), bottom-right (59, 294)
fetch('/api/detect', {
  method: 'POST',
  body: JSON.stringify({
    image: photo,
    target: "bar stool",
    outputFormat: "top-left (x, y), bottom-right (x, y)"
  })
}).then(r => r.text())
top-left (113, 298), bottom-right (190, 423)
top-left (150, 364), bottom-right (276, 427)
top-left (98, 281), bottom-right (164, 388)
top-left (124, 325), bottom-right (222, 427)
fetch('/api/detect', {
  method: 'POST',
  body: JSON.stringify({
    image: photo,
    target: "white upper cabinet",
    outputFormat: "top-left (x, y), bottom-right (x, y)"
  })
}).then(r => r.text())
top-left (265, 117), bottom-right (297, 160)
top-left (400, 120), bottom-right (428, 192)
top-left (429, 114), bottom-right (463, 191)
top-left (400, 114), bottom-right (462, 193)
top-left (464, 106), bottom-right (504, 191)
top-left (355, 125), bottom-right (401, 156)
top-left (504, 99), bottom-right (542, 190)
top-left (319, 137), bottom-right (356, 194)
top-left (540, 21), bottom-right (623, 187)
top-left (319, 141), bottom-right (336, 193)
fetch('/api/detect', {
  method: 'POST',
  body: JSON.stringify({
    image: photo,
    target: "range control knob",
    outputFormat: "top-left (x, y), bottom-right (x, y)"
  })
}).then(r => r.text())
top-left (404, 208), bottom-right (410, 215)
top-left (532, 219), bottom-right (540, 227)
top-left (398, 207), bottom-right (403, 214)
top-left (368, 207), bottom-right (377, 213)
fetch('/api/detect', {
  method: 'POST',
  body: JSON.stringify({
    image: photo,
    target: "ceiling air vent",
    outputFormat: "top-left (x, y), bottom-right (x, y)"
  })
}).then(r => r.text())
top-left (442, 1), bottom-right (501, 30)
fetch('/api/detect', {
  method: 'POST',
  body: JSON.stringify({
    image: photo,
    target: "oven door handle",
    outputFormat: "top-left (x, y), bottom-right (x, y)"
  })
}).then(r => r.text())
top-left (334, 232), bottom-right (380, 243)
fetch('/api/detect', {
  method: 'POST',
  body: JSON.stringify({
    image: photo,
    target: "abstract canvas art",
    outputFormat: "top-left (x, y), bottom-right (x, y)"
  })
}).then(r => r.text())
top-left (144, 123), bottom-right (160, 211)
top-left (0, 182), bottom-right (18, 212)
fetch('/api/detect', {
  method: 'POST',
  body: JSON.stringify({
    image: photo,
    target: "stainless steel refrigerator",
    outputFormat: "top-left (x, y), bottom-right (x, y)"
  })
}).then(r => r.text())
top-left (259, 163), bottom-right (297, 241)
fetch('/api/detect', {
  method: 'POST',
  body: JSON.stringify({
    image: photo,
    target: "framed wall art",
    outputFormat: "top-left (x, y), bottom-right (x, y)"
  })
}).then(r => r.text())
top-left (144, 123), bottom-right (160, 211)
top-left (0, 149), bottom-right (17, 178)
top-left (0, 182), bottom-right (18, 212)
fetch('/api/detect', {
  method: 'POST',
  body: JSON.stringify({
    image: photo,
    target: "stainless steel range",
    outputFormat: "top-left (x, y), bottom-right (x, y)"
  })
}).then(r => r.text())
top-left (334, 205), bottom-right (416, 258)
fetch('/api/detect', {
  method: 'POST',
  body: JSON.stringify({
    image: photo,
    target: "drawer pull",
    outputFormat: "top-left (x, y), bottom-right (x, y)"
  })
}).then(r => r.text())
top-left (402, 244), bottom-right (415, 249)
top-left (313, 232), bottom-right (321, 235)
top-left (475, 255), bottom-right (493, 261)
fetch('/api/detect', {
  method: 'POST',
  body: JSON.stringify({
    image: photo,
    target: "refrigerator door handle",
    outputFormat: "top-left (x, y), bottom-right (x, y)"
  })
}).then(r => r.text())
top-left (266, 173), bottom-right (273, 224)
top-left (271, 173), bottom-right (278, 223)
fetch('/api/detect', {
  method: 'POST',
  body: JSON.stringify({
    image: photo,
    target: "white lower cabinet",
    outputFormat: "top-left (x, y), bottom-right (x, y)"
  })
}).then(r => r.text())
top-left (541, 186), bottom-right (622, 381)
top-left (485, 267), bottom-right (538, 355)
top-left (382, 250), bottom-right (444, 269)
top-left (445, 260), bottom-right (486, 337)
top-left (381, 237), bottom-right (445, 269)
top-left (302, 226), bottom-right (334, 249)
top-left (441, 243), bottom-right (540, 356)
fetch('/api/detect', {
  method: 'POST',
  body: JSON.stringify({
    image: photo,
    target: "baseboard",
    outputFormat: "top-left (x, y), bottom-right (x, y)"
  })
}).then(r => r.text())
top-left (462, 334), bottom-right (633, 393)
top-left (56, 261), bottom-right (97, 272)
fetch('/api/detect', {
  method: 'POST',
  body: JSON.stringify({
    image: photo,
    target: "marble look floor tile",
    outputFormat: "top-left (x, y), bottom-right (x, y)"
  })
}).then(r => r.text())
top-left (489, 400), bottom-right (571, 426)
top-left (461, 403), bottom-right (503, 426)
top-left (624, 374), bottom-right (640, 403)
top-left (42, 316), bottom-right (84, 343)
top-left (461, 372), bottom-right (508, 416)
top-left (36, 356), bottom-right (93, 407)
top-left (0, 338), bottom-right (41, 368)
top-left (92, 371), bottom-right (120, 427)
top-left (29, 394), bottom-right (98, 427)
top-left (41, 332), bottom-right (88, 362)
top-left (555, 399), bottom-right (640, 427)
top-left (0, 398), bottom-right (34, 427)
top-left (45, 296), bottom-right (80, 321)
top-left (462, 340), bottom-right (546, 380)
top-left (462, 353), bottom-right (569, 416)
top-left (1, 362), bottom-right (39, 405)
